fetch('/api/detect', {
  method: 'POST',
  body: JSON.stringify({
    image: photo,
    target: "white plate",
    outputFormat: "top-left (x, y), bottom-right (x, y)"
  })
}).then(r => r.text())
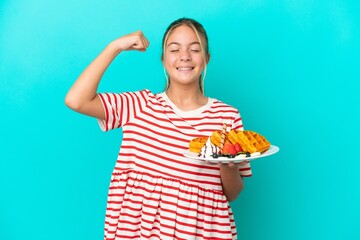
top-left (183, 145), bottom-right (280, 163)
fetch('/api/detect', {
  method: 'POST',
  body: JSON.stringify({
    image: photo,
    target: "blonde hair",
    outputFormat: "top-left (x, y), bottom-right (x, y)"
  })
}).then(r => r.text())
top-left (161, 18), bottom-right (210, 93)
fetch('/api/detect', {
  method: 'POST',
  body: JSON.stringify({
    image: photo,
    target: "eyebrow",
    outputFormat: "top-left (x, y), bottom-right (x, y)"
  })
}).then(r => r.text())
top-left (167, 41), bottom-right (201, 47)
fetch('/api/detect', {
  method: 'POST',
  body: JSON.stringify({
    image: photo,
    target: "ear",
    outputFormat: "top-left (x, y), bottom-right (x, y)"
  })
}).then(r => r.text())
top-left (206, 54), bottom-right (210, 64)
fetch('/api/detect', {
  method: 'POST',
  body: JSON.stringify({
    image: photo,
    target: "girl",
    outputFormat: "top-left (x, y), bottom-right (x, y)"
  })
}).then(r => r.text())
top-left (65, 17), bottom-right (251, 240)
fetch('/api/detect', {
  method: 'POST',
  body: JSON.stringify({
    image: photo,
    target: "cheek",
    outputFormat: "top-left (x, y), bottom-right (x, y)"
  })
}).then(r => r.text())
top-left (194, 55), bottom-right (205, 65)
top-left (163, 56), bottom-right (176, 69)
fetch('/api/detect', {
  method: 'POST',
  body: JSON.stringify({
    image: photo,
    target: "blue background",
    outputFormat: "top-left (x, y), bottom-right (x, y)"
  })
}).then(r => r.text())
top-left (1, 0), bottom-right (359, 239)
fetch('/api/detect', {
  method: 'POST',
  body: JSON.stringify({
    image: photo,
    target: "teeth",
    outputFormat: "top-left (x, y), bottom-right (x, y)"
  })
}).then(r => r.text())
top-left (177, 67), bottom-right (193, 71)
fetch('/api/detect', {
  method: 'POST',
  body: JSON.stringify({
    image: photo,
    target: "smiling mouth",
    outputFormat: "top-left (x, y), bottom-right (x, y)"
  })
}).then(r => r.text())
top-left (176, 67), bottom-right (194, 71)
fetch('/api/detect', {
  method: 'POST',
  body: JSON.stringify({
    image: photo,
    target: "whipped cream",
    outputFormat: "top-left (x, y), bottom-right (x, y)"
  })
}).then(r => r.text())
top-left (250, 152), bottom-right (261, 157)
top-left (199, 138), bottom-right (220, 158)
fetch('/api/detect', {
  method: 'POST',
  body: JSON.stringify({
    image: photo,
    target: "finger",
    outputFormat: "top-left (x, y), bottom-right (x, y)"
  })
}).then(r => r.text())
top-left (141, 37), bottom-right (150, 50)
top-left (239, 160), bottom-right (249, 166)
top-left (217, 162), bottom-right (234, 168)
top-left (136, 30), bottom-right (149, 50)
top-left (140, 39), bottom-right (148, 51)
top-left (205, 160), bottom-right (217, 165)
top-left (143, 35), bottom-right (150, 48)
top-left (217, 162), bottom-right (224, 167)
top-left (131, 40), bottom-right (146, 51)
top-left (137, 38), bottom-right (149, 51)
top-left (139, 34), bottom-right (148, 48)
top-left (125, 31), bottom-right (143, 50)
top-left (228, 162), bottom-right (236, 168)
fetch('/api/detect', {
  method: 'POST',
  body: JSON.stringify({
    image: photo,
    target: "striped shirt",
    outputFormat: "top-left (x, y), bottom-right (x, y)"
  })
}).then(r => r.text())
top-left (98, 89), bottom-right (252, 240)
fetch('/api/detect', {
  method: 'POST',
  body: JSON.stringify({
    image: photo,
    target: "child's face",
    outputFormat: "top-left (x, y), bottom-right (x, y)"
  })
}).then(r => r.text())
top-left (163, 25), bottom-right (207, 89)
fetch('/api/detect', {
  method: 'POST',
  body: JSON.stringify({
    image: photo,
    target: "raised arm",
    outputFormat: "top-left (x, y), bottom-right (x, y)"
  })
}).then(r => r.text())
top-left (65, 31), bottom-right (149, 119)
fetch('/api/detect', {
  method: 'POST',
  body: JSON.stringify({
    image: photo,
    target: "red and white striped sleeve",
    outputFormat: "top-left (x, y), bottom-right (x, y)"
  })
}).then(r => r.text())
top-left (97, 90), bottom-right (147, 132)
top-left (239, 161), bottom-right (252, 177)
top-left (230, 110), bottom-right (244, 131)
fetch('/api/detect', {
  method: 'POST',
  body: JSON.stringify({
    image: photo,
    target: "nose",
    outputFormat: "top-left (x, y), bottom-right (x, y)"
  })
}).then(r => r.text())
top-left (180, 50), bottom-right (191, 61)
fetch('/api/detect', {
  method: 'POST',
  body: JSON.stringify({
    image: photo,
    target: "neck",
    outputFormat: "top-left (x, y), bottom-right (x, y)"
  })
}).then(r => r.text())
top-left (165, 86), bottom-right (207, 111)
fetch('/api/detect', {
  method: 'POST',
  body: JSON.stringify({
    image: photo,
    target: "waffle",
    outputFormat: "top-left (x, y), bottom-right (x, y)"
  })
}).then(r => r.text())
top-left (228, 130), bottom-right (270, 153)
top-left (189, 136), bottom-right (208, 153)
top-left (210, 131), bottom-right (223, 147)
top-left (218, 123), bottom-right (227, 152)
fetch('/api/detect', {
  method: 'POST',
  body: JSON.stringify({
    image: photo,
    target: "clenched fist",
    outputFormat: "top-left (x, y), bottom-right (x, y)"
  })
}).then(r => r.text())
top-left (113, 31), bottom-right (150, 52)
